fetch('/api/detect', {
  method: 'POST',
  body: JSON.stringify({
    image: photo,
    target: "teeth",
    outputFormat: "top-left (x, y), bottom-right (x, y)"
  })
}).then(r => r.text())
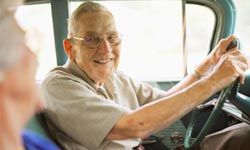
top-left (94, 58), bottom-right (112, 64)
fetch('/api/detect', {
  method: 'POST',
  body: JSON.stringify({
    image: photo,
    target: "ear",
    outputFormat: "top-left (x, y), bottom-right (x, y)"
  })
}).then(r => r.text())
top-left (63, 39), bottom-right (75, 61)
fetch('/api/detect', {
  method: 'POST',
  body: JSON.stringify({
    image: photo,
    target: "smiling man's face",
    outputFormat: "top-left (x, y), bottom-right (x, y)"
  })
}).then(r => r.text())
top-left (71, 11), bottom-right (121, 85)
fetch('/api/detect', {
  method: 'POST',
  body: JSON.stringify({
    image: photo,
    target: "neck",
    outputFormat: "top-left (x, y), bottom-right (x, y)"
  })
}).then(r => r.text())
top-left (98, 82), bottom-right (104, 86)
top-left (93, 81), bottom-right (104, 89)
top-left (72, 60), bottom-right (106, 89)
top-left (0, 91), bottom-right (24, 150)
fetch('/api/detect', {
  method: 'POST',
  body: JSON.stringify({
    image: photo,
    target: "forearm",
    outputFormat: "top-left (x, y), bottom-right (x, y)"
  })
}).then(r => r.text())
top-left (108, 36), bottom-right (248, 140)
top-left (107, 76), bottom-right (218, 140)
top-left (166, 58), bottom-right (214, 96)
top-left (165, 74), bottom-right (198, 96)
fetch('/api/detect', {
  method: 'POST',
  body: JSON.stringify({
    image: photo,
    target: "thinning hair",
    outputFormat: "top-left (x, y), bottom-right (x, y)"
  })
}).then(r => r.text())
top-left (68, 1), bottom-right (110, 37)
top-left (0, 0), bottom-right (23, 70)
top-left (0, 0), bottom-right (22, 15)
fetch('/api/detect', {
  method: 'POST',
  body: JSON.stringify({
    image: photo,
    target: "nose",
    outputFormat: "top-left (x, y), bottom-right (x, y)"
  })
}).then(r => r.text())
top-left (98, 38), bottom-right (113, 53)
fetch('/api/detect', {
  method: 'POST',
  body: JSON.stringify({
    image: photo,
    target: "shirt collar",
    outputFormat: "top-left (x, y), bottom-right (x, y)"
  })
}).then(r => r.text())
top-left (64, 59), bottom-right (116, 98)
top-left (64, 59), bottom-right (99, 89)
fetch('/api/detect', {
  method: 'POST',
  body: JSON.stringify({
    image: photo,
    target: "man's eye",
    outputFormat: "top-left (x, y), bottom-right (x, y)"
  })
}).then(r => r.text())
top-left (85, 36), bottom-right (100, 42)
top-left (107, 34), bottom-right (117, 41)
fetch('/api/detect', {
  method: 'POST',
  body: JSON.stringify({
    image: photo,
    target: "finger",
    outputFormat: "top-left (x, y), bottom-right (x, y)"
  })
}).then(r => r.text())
top-left (243, 53), bottom-right (250, 69)
top-left (238, 69), bottom-right (245, 84)
top-left (233, 65), bottom-right (244, 84)
top-left (224, 48), bottom-right (239, 55)
top-left (232, 60), bottom-right (247, 84)
top-left (230, 55), bottom-right (248, 70)
top-left (228, 53), bottom-right (248, 67)
top-left (237, 61), bottom-right (248, 71)
top-left (221, 49), bottom-right (238, 61)
top-left (219, 35), bottom-right (237, 50)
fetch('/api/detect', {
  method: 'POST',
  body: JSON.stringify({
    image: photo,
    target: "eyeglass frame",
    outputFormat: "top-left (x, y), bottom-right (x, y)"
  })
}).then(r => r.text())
top-left (71, 31), bottom-right (122, 49)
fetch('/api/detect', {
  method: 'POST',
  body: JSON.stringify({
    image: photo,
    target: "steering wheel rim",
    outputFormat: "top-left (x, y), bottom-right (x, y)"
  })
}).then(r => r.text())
top-left (184, 83), bottom-right (235, 149)
top-left (184, 39), bottom-right (244, 149)
top-left (184, 38), bottom-right (250, 149)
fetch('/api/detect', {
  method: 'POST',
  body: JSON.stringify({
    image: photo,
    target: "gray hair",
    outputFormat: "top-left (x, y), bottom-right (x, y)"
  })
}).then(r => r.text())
top-left (68, 1), bottom-right (110, 37)
top-left (0, 0), bottom-right (23, 16)
top-left (0, 0), bottom-right (23, 71)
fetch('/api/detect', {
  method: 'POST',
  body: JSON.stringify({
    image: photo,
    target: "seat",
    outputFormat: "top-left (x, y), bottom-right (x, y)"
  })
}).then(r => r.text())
top-left (25, 81), bottom-right (58, 142)
top-left (25, 112), bottom-right (55, 140)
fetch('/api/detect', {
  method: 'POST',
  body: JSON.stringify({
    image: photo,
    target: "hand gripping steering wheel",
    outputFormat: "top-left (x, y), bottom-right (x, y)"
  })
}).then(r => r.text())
top-left (184, 39), bottom-right (250, 149)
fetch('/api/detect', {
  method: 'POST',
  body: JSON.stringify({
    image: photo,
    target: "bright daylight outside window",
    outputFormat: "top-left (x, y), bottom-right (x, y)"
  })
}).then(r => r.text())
top-left (16, 4), bottom-right (57, 81)
top-left (234, 1), bottom-right (250, 73)
top-left (186, 4), bottom-right (215, 74)
top-left (71, 1), bottom-right (183, 81)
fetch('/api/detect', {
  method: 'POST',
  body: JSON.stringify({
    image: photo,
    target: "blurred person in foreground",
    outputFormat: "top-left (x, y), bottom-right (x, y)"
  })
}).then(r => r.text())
top-left (0, 0), bottom-right (59, 149)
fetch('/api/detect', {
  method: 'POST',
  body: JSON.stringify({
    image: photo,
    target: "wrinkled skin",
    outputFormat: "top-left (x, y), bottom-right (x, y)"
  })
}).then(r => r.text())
top-left (64, 11), bottom-right (121, 86)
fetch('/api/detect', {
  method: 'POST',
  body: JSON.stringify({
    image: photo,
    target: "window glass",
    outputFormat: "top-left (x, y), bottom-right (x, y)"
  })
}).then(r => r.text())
top-left (16, 4), bottom-right (57, 80)
top-left (70, 1), bottom-right (215, 81)
top-left (234, 1), bottom-right (250, 63)
top-left (186, 4), bottom-right (215, 74)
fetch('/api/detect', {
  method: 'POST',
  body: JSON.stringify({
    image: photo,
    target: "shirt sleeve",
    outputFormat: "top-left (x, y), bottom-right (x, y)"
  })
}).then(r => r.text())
top-left (42, 74), bottom-right (131, 149)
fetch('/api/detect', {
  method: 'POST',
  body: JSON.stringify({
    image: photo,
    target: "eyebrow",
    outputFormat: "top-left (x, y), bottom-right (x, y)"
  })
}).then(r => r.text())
top-left (84, 31), bottom-right (98, 35)
top-left (84, 31), bottom-right (117, 36)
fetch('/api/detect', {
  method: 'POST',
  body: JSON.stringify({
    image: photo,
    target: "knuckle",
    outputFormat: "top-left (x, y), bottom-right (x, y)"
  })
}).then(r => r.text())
top-left (224, 57), bottom-right (232, 64)
top-left (242, 56), bottom-right (248, 64)
top-left (218, 39), bottom-right (226, 45)
top-left (232, 49), bottom-right (240, 54)
top-left (243, 63), bottom-right (248, 70)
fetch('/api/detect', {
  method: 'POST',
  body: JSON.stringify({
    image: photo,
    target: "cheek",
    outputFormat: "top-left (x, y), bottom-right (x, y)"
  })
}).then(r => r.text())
top-left (114, 45), bottom-right (121, 57)
top-left (75, 49), bottom-right (85, 62)
top-left (113, 47), bottom-right (121, 66)
top-left (76, 50), bottom-right (95, 67)
top-left (114, 47), bottom-right (121, 55)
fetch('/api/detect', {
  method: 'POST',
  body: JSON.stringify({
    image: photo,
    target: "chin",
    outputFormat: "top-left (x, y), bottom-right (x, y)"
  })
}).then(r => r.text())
top-left (97, 70), bottom-right (114, 81)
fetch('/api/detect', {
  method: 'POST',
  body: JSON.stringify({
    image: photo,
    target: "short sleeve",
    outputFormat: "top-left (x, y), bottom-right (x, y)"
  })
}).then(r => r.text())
top-left (42, 74), bottom-right (131, 149)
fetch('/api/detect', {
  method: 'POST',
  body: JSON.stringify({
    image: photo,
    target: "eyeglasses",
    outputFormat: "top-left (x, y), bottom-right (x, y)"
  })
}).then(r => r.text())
top-left (72, 32), bottom-right (122, 49)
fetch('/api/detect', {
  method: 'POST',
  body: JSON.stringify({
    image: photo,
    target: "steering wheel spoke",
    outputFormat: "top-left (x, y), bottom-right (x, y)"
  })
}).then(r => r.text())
top-left (184, 83), bottom-right (233, 149)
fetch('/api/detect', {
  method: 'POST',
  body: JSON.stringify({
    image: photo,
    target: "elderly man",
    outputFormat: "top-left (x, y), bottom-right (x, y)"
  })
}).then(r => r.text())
top-left (0, 1), bottom-right (59, 149)
top-left (42, 1), bottom-right (249, 150)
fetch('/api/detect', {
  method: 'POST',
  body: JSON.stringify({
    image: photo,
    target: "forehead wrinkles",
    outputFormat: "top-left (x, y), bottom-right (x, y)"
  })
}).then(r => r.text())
top-left (75, 12), bottom-right (116, 36)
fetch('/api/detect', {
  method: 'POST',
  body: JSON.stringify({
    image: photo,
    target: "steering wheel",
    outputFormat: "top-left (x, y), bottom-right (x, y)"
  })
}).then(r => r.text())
top-left (184, 39), bottom-right (250, 149)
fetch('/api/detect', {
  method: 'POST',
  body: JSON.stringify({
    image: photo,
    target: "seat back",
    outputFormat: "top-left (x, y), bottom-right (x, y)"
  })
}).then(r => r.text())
top-left (25, 112), bottom-right (54, 140)
top-left (25, 81), bottom-right (57, 142)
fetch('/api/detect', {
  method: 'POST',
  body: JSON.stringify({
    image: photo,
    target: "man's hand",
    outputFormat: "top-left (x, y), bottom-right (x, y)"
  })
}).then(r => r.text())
top-left (208, 35), bottom-right (237, 65)
top-left (195, 35), bottom-right (238, 77)
top-left (207, 48), bottom-right (248, 91)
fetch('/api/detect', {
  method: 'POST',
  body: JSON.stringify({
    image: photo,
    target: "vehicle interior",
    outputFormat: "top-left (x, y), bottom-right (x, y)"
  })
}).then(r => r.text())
top-left (20, 0), bottom-right (250, 149)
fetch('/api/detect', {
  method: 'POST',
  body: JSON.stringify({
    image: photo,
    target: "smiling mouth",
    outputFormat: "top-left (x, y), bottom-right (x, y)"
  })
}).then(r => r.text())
top-left (93, 58), bottom-right (113, 64)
